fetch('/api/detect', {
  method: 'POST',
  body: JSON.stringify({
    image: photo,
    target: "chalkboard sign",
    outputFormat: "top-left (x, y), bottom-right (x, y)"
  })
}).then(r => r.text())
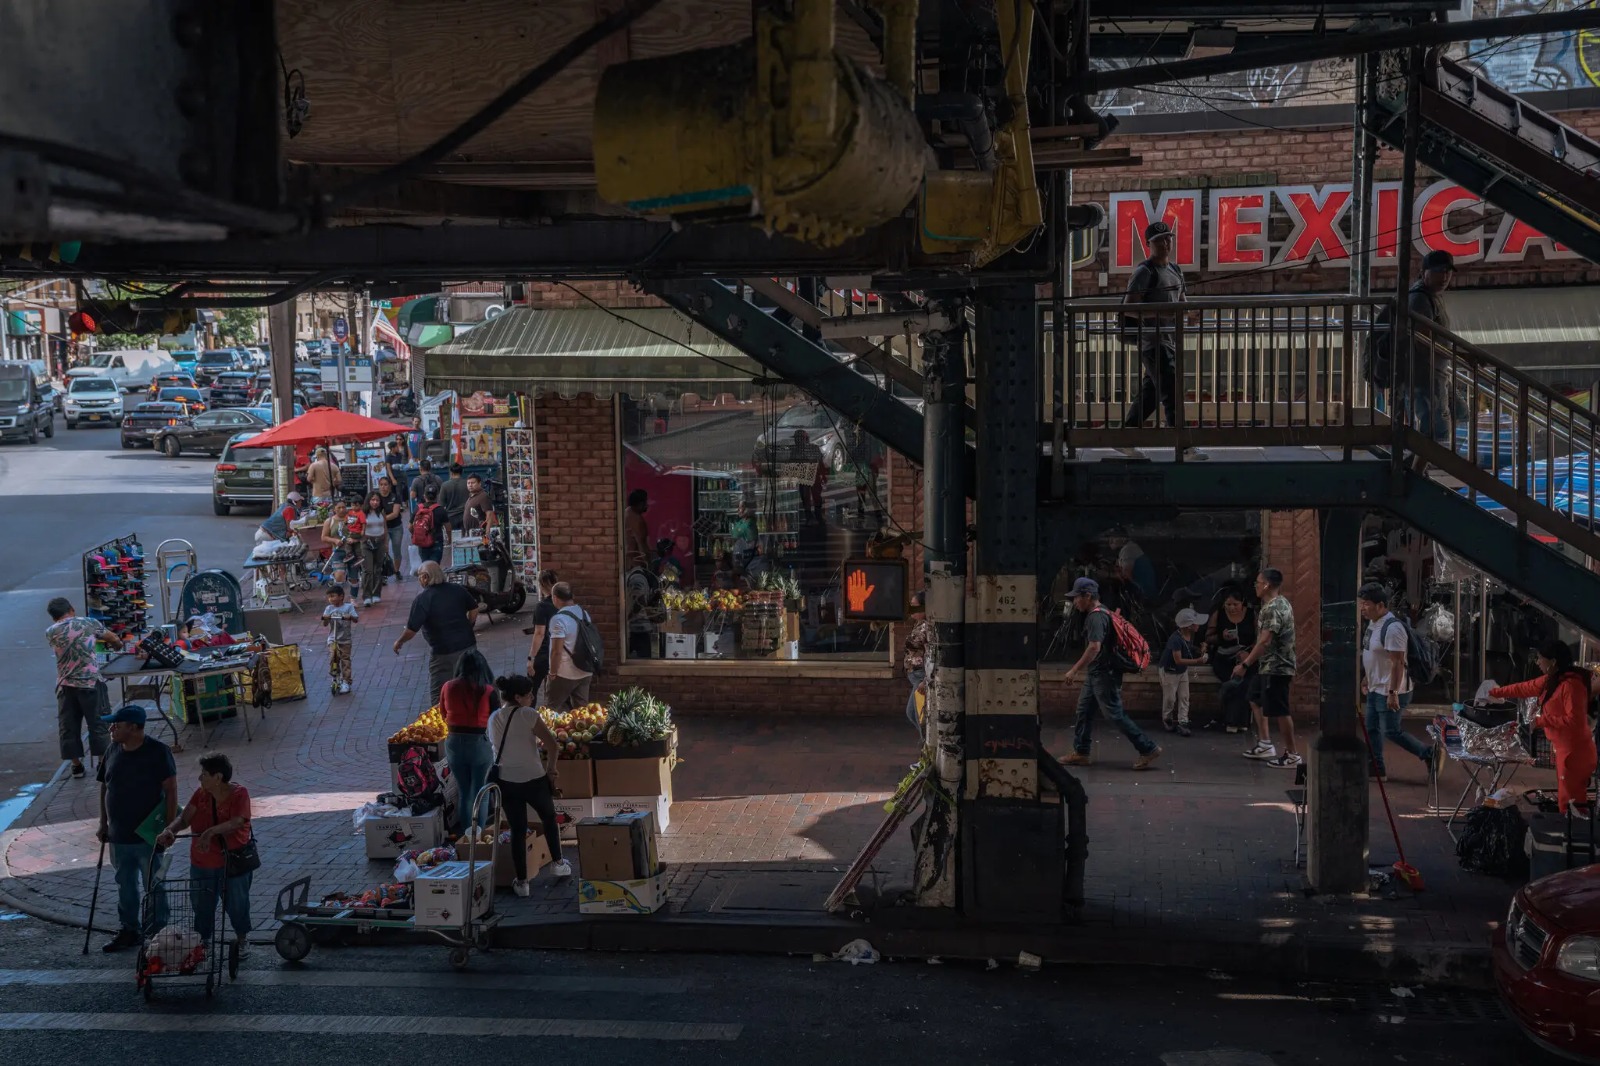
top-left (178, 569), bottom-right (246, 635)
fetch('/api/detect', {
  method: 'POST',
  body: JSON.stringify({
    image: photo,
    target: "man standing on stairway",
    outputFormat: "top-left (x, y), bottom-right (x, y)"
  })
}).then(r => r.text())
top-left (1403, 249), bottom-right (1457, 443)
top-left (1239, 568), bottom-right (1300, 768)
top-left (1117, 219), bottom-right (1207, 463)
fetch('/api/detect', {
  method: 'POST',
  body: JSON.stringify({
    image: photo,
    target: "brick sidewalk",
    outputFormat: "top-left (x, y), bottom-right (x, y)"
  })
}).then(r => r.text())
top-left (0, 573), bottom-right (1546, 977)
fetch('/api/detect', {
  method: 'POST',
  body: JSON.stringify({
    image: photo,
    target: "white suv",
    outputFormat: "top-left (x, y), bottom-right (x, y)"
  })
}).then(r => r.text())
top-left (65, 375), bottom-right (125, 429)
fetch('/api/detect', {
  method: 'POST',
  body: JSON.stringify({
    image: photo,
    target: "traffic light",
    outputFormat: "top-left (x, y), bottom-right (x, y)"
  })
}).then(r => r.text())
top-left (841, 559), bottom-right (908, 621)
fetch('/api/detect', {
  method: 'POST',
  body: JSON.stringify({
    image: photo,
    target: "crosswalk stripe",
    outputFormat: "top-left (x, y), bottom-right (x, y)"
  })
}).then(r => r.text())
top-left (0, 969), bottom-right (690, 994)
top-left (0, 1013), bottom-right (743, 1041)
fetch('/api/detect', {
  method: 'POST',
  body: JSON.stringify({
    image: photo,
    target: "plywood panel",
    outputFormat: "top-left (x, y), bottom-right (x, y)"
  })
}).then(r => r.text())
top-left (278, 0), bottom-right (400, 163)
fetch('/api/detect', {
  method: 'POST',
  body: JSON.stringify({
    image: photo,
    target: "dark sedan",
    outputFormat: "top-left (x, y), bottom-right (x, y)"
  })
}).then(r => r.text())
top-left (120, 402), bottom-right (191, 449)
top-left (209, 371), bottom-right (259, 407)
top-left (155, 407), bottom-right (269, 458)
top-left (156, 386), bottom-right (208, 414)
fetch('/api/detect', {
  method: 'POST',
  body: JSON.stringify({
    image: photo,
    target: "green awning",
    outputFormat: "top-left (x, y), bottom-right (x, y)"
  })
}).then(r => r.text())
top-left (423, 306), bottom-right (766, 400)
top-left (406, 323), bottom-right (458, 349)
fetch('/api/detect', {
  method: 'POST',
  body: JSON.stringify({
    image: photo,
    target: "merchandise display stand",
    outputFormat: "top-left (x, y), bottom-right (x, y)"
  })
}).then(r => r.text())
top-left (83, 535), bottom-right (149, 640)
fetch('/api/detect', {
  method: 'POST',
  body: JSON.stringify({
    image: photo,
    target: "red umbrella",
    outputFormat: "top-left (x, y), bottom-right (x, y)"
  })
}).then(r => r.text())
top-left (233, 406), bottom-right (404, 449)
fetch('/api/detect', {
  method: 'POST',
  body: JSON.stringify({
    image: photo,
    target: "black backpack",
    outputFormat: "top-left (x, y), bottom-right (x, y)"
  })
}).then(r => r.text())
top-left (558, 606), bottom-right (605, 673)
top-left (1363, 287), bottom-right (1440, 389)
top-left (1380, 614), bottom-right (1441, 686)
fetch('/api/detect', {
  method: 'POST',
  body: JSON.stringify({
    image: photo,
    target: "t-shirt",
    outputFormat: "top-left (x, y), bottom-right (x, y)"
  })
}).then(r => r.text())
top-left (1257, 594), bottom-right (1297, 676)
top-left (1211, 610), bottom-right (1256, 660)
top-left (406, 582), bottom-right (479, 655)
top-left (1160, 632), bottom-right (1196, 674)
top-left (362, 510), bottom-right (388, 543)
top-left (47, 616), bottom-right (106, 689)
top-left (440, 679), bottom-right (499, 731)
top-left (98, 738), bottom-right (177, 845)
top-left (307, 459), bottom-right (338, 499)
top-left (439, 478), bottom-right (471, 525)
top-left (550, 605), bottom-right (594, 680)
top-left (379, 489), bottom-right (404, 529)
top-left (185, 784), bottom-right (252, 870)
top-left (487, 704), bottom-right (547, 784)
top-left (323, 602), bottom-right (358, 644)
top-left (1363, 613), bottom-right (1413, 696)
top-left (1124, 259), bottom-right (1185, 349)
top-left (409, 472), bottom-right (442, 507)
top-left (1084, 608), bottom-right (1119, 677)
top-left (530, 597), bottom-right (556, 668)
top-left (464, 490), bottom-right (493, 533)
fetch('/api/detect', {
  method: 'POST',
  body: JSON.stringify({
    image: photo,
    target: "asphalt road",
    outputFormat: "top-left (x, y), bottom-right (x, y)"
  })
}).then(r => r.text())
top-left (0, 412), bottom-right (259, 785)
top-left (0, 917), bottom-right (1560, 1066)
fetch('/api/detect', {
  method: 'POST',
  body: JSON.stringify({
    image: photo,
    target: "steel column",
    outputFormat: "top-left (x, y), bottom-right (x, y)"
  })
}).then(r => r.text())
top-left (1391, 47), bottom-right (1423, 469)
top-left (1350, 54), bottom-right (1377, 300)
top-left (267, 299), bottom-right (296, 504)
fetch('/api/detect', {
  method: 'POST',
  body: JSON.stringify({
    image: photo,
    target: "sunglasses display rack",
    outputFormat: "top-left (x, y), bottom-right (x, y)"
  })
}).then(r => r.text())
top-left (83, 535), bottom-right (150, 640)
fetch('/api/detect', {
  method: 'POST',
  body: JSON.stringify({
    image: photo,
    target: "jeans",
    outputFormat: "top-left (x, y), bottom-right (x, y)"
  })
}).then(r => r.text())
top-left (1405, 372), bottom-right (1458, 443)
top-left (1121, 344), bottom-right (1178, 428)
top-left (386, 524), bottom-right (404, 575)
top-left (190, 865), bottom-right (252, 941)
top-left (1073, 672), bottom-right (1156, 756)
top-left (444, 732), bottom-right (494, 835)
top-left (111, 841), bottom-right (168, 935)
top-left (417, 544), bottom-right (443, 566)
top-left (906, 667), bottom-right (926, 733)
top-left (1364, 691), bottom-right (1430, 773)
top-left (501, 775), bottom-right (563, 880)
top-left (58, 682), bottom-right (109, 760)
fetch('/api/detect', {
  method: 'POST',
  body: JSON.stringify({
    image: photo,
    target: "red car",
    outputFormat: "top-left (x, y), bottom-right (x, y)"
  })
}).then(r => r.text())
top-left (1494, 865), bottom-right (1600, 1063)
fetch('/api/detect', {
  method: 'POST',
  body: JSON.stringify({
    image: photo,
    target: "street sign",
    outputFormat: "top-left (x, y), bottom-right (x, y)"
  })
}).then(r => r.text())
top-left (840, 559), bottom-right (908, 621)
top-left (320, 357), bottom-right (374, 389)
top-left (333, 316), bottom-right (348, 340)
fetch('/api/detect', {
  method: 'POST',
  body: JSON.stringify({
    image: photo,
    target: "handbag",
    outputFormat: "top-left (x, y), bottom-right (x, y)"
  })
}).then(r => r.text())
top-left (211, 794), bottom-right (261, 877)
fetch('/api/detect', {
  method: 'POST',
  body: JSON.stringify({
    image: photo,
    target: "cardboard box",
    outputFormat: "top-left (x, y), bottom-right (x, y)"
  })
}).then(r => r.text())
top-left (576, 811), bottom-right (657, 881)
top-left (591, 726), bottom-right (678, 761)
top-left (453, 826), bottom-right (554, 888)
top-left (550, 796), bottom-right (595, 838)
top-left (414, 860), bottom-right (494, 927)
top-left (553, 759), bottom-right (595, 798)
top-left (594, 793), bottom-right (671, 832)
top-left (662, 633), bottom-right (696, 659)
top-left (595, 756), bottom-right (673, 801)
top-left (577, 864), bottom-right (669, 916)
top-left (362, 809), bottom-right (443, 859)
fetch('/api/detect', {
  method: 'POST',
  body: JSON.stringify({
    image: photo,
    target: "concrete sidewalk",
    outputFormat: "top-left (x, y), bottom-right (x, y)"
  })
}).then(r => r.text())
top-left (0, 574), bottom-right (1544, 987)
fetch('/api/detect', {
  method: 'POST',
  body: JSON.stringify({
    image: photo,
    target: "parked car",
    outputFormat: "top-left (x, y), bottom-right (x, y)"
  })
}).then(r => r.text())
top-left (155, 386), bottom-right (207, 414)
top-left (293, 366), bottom-right (323, 393)
top-left (244, 346), bottom-right (268, 368)
top-left (155, 407), bottom-right (268, 458)
top-left (64, 375), bottom-right (125, 428)
top-left (212, 431), bottom-right (276, 515)
top-left (193, 349), bottom-right (244, 385)
top-left (209, 371), bottom-right (260, 407)
top-left (1496, 865), bottom-right (1600, 1064)
top-left (0, 362), bottom-right (54, 443)
top-left (120, 401), bottom-right (190, 449)
top-left (147, 372), bottom-right (198, 399)
top-left (65, 349), bottom-right (178, 393)
top-left (170, 349), bottom-right (198, 377)
top-left (249, 389), bottom-right (308, 424)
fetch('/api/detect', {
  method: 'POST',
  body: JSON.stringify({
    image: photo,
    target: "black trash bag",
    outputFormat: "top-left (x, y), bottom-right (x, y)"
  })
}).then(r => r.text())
top-left (1455, 804), bottom-right (1529, 879)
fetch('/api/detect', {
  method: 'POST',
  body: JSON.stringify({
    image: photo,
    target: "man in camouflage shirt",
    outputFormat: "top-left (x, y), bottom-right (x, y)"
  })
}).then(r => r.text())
top-left (46, 597), bottom-right (124, 778)
top-left (1234, 568), bottom-right (1300, 767)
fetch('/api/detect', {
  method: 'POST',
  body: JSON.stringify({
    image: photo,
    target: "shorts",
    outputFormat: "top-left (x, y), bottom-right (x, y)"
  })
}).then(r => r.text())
top-left (1249, 672), bottom-right (1293, 717)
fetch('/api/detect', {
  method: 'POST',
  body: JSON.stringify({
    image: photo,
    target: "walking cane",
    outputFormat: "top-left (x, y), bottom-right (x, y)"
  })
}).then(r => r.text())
top-left (82, 839), bottom-right (106, 955)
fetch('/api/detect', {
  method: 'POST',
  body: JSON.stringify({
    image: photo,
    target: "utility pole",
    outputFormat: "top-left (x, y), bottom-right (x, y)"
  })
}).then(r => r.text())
top-left (1349, 53), bottom-right (1377, 299)
top-left (267, 301), bottom-right (297, 504)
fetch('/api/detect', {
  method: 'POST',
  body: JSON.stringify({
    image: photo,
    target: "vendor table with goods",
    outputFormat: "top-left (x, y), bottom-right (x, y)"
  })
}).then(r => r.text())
top-left (1427, 701), bottom-right (1534, 840)
top-left (102, 646), bottom-right (267, 749)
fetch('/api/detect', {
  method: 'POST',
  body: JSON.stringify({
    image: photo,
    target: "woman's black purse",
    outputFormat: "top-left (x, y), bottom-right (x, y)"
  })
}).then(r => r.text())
top-left (212, 795), bottom-right (261, 877)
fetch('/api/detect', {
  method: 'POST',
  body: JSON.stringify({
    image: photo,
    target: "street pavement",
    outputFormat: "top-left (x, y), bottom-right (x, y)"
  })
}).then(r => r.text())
top-left (0, 918), bottom-right (1559, 1065)
top-left (0, 416), bottom-right (1558, 1004)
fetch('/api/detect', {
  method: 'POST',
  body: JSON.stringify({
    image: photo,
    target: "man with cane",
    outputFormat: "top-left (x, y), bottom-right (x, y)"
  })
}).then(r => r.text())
top-left (93, 705), bottom-right (177, 953)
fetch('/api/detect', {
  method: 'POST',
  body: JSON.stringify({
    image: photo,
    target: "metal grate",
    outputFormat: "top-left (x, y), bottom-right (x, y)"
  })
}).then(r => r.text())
top-left (1509, 902), bottom-right (1550, 970)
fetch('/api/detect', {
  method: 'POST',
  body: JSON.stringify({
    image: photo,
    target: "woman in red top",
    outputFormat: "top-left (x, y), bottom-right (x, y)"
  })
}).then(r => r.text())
top-left (440, 649), bottom-right (499, 835)
top-left (156, 752), bottom-right (254, 946)
top-left (1491, 641), bottom-right (1598, 814)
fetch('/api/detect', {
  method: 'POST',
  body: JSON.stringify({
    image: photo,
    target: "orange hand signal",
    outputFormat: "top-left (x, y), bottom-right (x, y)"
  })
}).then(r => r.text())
top-left (847, 569), bottom-right (875, 613)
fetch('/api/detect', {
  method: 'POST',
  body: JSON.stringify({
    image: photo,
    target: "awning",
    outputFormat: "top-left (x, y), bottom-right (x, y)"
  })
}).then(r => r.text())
top-left (423, 306), bottom-right (766, 400)
top-left (1450, 286), bottom-right (1600, 381)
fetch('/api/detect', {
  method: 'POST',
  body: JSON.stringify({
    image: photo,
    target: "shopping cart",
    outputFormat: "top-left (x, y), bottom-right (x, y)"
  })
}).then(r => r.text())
top-left (134, 843), bottom-right (240, 1001)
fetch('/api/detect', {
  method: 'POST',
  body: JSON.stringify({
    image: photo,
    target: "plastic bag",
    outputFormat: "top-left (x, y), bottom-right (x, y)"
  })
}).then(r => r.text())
top-left (352, 801), bottom-right (403, 833)
top-left (394, 857), bottom-right (420, 883)
top-left (832, 939), bottom-right (880, 965)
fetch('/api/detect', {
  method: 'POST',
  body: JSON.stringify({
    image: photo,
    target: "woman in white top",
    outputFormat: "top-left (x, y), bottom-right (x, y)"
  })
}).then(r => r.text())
top-left (358, 491), bottom-right (389, 606)
top-left (489, 675), bottom-right (572, 894)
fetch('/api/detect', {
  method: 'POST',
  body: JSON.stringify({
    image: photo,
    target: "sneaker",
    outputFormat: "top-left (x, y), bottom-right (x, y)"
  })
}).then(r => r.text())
top-left (1243, 742), bottom-right (1277, 760)
top-left (1175, 724), bottom-right (1192, 738)
top-left (1267, 754), bottom-right (1300, 768)
top-left (1182, 446), bottom-right (1210, 462)
top-left (1162, 719), bottom-right (1177, 733)
top-left (70, 763), bottom-right (85, 778)
top-left (1225, 726), bottom-right (1243, 734)
top-left (1064, 752), bottom-right (1093, 766)
top-left (1132, 747), bottom-right (1163, 771)
top-left (1115, 446), bottom-right (1144, 459)
top-left (550, 859), bottom-right (573, 879)
top-left (512, 878), bottom-right (530, 897)
top-left (339, 682), bottom-right (351, 695)
top-left (102, 929), bottom-right (140, 953)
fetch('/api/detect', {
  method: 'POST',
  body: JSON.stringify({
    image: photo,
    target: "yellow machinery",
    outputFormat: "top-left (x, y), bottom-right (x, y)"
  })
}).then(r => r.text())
top-left (593, 0), bottom-right (1041, 266)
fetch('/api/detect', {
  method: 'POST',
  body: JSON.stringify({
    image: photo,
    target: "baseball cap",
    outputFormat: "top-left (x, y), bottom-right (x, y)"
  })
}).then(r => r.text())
top-left (1175, 608), bottom-right (1209, 628)
top-left (1070, 577), bottom-right (1100, 598)
top-left (1422, 250), bottom-right (1456, 272)
top-left (101, 704), bottom-right (147, 726)
top-left (287, 491), bottom-right (305, 503)
top-left (424, 485), bottom-right (439, 500)
top-left (1145, 220), bottom-right (1175, 242)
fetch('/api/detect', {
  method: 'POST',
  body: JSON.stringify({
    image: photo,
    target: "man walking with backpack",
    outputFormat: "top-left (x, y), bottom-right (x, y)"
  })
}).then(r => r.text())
top-left (546, 582), bottom-right (601, 711)
top-left (410, 484), bottom-right (446, 566)
top-left (1117, 220), bottom-right (1207, 463)
top-left (1062, 578), bottom-right (1162, 770)
top-left (1358, 582), bottom-right (1438, 781)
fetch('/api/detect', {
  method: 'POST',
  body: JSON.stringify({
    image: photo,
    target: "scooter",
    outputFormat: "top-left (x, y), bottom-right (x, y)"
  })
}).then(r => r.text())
top-left (446, 529), bottom-right (527, 619)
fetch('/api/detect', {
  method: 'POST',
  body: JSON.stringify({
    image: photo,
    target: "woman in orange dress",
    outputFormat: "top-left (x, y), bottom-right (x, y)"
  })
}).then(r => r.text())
top-left (1490, 641), bottom-right (1597, 814)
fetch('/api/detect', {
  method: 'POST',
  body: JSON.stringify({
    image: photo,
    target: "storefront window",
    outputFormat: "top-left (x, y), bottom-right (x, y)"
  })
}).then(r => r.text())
top-left (619, 388), bottom-right (892, 662)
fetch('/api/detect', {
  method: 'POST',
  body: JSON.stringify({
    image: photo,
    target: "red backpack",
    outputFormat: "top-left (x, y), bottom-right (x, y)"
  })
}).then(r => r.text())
top-left (410, 505), bottom-right (438, 549)
top-left (1095, 607), bottom-right (1151, 673)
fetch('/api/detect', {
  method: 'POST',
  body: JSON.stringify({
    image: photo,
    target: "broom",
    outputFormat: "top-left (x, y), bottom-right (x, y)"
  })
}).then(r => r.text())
top-left (1359, 712), bottom-right (1425, 891)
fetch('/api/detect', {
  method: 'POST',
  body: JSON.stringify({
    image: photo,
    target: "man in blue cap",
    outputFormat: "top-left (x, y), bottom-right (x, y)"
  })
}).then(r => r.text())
top-left (95, 704), bottom-right (177, 952)
top-left (1062, 577), bottom-right (1162, 770)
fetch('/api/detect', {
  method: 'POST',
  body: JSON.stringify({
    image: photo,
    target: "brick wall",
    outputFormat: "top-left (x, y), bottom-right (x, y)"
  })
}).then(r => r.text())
top-left (534, 393), bottom-right (622, 652)
top-left (517, 279), bottom-right (664, 310)
top-left (1265, 509), bottom-right (1323, 720)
